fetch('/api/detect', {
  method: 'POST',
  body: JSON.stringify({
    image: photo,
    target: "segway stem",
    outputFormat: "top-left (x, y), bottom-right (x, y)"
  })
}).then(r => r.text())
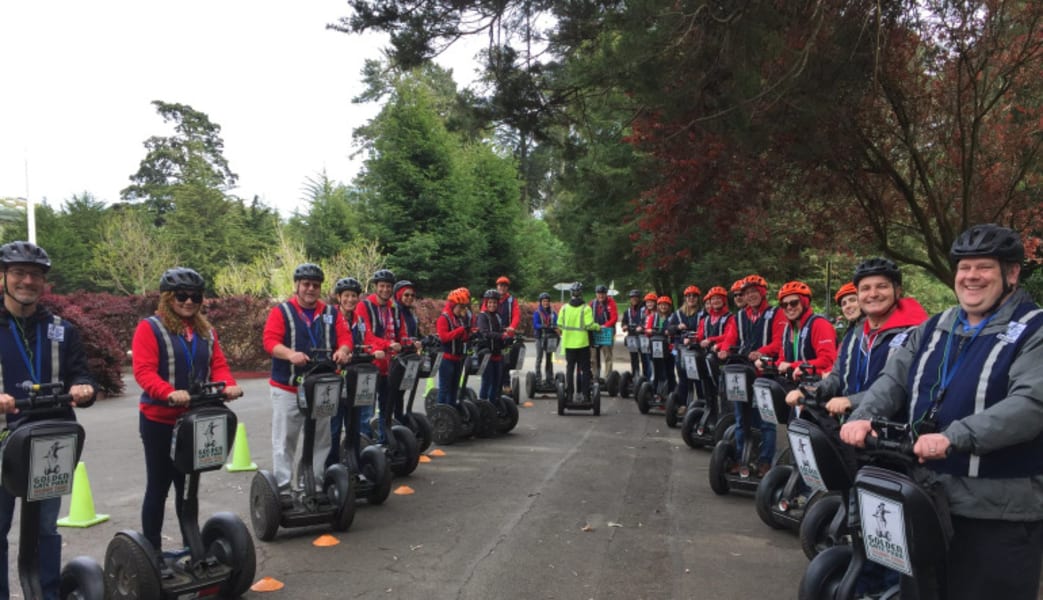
top-left (179, 473), bottom-right (206, 564)
top-left (17, 499), bottom-right (43, 600)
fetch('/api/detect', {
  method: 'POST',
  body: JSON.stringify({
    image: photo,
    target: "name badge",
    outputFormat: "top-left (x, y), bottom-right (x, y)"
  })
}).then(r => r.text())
top-left (323, 314), bottom-right (334, 325)
top-left (888, 332), bottom-right (907, 349)
top-left (47, 323), bottom-right (65, 342)
top-left (998, 321), bottom-right (1026, 344)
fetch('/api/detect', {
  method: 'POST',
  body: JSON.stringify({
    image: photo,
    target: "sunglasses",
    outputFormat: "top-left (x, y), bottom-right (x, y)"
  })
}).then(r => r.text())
top-left (401, 293), bottom-right (415, 298)
top-left (174, 291), bottom-right (204, 303)
top-left (780, 299), bottom-right (802, 309)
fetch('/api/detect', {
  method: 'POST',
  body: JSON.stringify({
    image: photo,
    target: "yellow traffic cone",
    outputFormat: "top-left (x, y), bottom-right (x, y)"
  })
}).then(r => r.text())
top-left (225, 422), bottom-right (258, 472)
top-left (57, 462), bottom-right (109, 528)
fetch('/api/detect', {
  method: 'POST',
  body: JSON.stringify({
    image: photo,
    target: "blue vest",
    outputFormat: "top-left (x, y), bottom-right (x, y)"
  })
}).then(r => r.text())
top-left (780, 314), bottom-right (828, 362)
top-left (909, 303), bottom-right (1043, 478)
top-left (622, 306), bottom-right (642, 331)
top-left (497, 295), bottom-right (516, 328)
top-left (738, 306), bottom-right (776, 355)
top-left (833, 321), bottom-right (911, 396)
top-left (0, 314), bottom-right (69, 428)
top-left (398, 304), bottom-right (419, 339)
top-left (270, 302), bottom-right (337, 387)
top-left (702, 312), bottom-right (731, 339)
top-left (139, 316), bottom-right (214, 406)
top-left (362, 298), bottom-right (401, 340)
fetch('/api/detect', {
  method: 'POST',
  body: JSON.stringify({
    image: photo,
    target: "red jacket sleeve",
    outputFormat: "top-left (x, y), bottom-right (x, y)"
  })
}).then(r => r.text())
top-left (804, 318), bottom-right (838, 373)
top-left (436, 313), bottom-right (467, 342)
top-left (262, 305), bottom-right (287, 355)
top-left (509, 296), bottom-right (520, 331)
top-left (605, 298), bottom-right (619, 328)
top-left (132, 319), bottom-right (175, 401)
top-left (718, 318), bottom-right (738, 353)
top-left (333, 310), bottom-right (354, 351)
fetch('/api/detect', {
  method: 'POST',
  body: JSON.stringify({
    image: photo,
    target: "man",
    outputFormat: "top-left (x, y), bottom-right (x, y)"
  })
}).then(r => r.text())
top-left (589, 284), bottom-right (619, 380)
top-left (0, 241), bottom-right (95, 599)
top-left (494, 276), bottom-right (521, 335)
top-left (840, 225), bottom-right (1043, 599)
top-left (359, 269), bottom-right (407, 440)
top-left (262, 263), bottom-right (352, 492)
top-left (557, 283), bottom-right (601, 401)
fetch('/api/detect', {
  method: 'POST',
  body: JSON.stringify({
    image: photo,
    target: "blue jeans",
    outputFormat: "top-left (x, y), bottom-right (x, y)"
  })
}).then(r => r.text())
top-left (0, 488), bottom-right (62, 600)
top-left (438, 358), bottom-right (463, 406)
top-left (734, 402), bottom-right (776, 465)
top-left (479, 359), bottom-right (503, 401)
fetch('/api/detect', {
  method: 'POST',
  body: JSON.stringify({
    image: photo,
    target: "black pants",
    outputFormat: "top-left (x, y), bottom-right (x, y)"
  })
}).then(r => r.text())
top-left (565, 346), bottom-right (592, 398)
top-left (140, 413), bottom-right (186, 552)
top-left (941, 516), bottom-right (1043, 600)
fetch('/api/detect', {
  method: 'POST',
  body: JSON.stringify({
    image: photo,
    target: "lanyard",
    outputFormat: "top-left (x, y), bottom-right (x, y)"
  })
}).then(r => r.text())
top-left (9, 319), bottom-right (42, 384)
top-left (295, 306), bottom-right (322, 349)
top-left (938, 313), bottom-right (993, 394)
top-left (851, 329), bottom-right (878, 393)
top-left (176, 332), bottom-right (198, 383)
top-left (380, 304), bottom-right (395, 340)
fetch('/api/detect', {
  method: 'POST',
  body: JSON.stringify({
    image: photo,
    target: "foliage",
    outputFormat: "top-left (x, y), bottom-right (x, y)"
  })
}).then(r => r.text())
top-left (200, 295), bottom-right (274, 372)
top-left (321, 237), bottom-right (387, 292)
top-left (286, 172), bottom-right (364, 260)
top-left (41, 293), bottom-right (129, 396)
top-left (92, 206), bottom-right (179, 295)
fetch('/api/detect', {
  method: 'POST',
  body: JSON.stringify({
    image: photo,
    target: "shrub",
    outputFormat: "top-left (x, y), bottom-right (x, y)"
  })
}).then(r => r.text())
top-left (41, 293), bottom-right (127, 396)
top-left (202, 295), bottom-right (274, 372)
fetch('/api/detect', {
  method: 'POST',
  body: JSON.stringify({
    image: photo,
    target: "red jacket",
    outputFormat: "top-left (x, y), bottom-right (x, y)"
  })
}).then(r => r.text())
top-left (437, 301), bottom-right (471, 360)
top-left (697, 308), bottom-right (732, 347)
top-left (758, 309), bottom-right (837, 373)
top-left (359, 293), bottom-right (409, 375)
top-left (590, 297), bottom-right (619, 328)
top-left (262, 296), bottom-right (353, 391)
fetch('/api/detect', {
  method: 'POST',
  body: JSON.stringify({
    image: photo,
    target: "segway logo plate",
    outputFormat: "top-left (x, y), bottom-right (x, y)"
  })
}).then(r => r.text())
top-left (651, 340), bottom-right (665, 359)
top-left (857, 489), bottom-right (913, 576)
top-left (624, 336), bottom-right (638, 352)
top-left (400, 359), bottom-right (421, 391)
top-left (725, 373), bottom-right (749, 403)
top-left (28, 434), bottom-right (77, 501)
top-left (544, 336), bottom-right (559, 354)
top-left (754, 385), bottom-right (777, 424)
top-left (355, 372), bottom-right (378, 406)
top-left (682, 350), bottom-right (699, 380)
top-left (788, 431), bottom-right (826, 493)
top-left (193, 414), bottom-right (229, 470)
top-left (638, 336), bottom-right (650, 354)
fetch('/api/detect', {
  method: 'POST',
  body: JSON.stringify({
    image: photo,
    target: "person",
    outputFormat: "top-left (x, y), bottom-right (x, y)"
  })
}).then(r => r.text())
top-left (698, 286), bottom-right (732, 352)
top-left (0, 241), bottom-right (96, 599)
top-left (668, 286), bottom-right (703, 407)
top-left (556, 283), bottom-right (600, 401)
top-left (834, 281), bottom-right (860, 326)
top-left (132, 268), bottom-right (243, 571)
top-left (262, 263), bottom-right (352, 493)
top-left (839, 225), bottom-right (1043, 600)
top-left (755, 281), bottom-right (837, 381)
top-left (327, 276), bottom-right (368, 467)
top-left (589, 284), bottom-right (619, 379)
top-left (436, 288), bottom-right (473, 407)
top-left (730, 279), bottom-right (747, 313)
top-left (645, 295), bottom-right (677, 394)
top-left (639, 292), bottom-right (658, 378)
top-left (619, 289), bottom-right (644, 377)
top-left (494, 276), bottom-right (521, 397)
top-left (475, 290), bottom-right (507, 403)
top-left (359, 269), bottom-right (407, 440)
top-left (532, 293), bottom-right (558, 383)
top-left (394, 280), bottom-right (420, 339)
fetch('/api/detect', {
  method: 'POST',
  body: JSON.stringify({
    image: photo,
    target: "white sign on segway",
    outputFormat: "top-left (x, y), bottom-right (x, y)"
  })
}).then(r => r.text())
top-left (544, 336), bottom-right (559, 354)
top-left (857, 489), bottom-right (913, 576)
top-left (651, 340), bottom-right (664, 359)
top-left (193, 415), bottom-right (229, 471)
top-left (639, 336), bottom-right (650, 354)
top-left (311, 379), bottom-right (341, 420)
top-left (725, 372), bottom-right (749, 403)
top-left (625, 335), bottom-right (638, 352)
top-left (355, 372), bottom-right (378, 406)
top-left (400, 359), bottom-right (421, 391)
top-left (28, 434), bottom-right (77, 501)
top-left (788, 431), bottom-right (826, 493)
top-left (754, 385), bottom-right (778, 424)
top-left (682, 350), bottom-right (699, 380)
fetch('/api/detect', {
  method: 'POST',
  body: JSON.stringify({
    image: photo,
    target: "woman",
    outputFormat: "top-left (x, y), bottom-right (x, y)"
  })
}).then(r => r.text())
top-left (698, 286), bottom-right (732, 351)
top-left (132, 268), bottom-right (242, 561)
top-left (327, 276), bottom-right (367, 467)
top-left (835, 281), bottom-right (860, 326)
top-left (532, 292), bottom-right (558, 384)
top-left (645, 295), bottom-right (677, 393)
top-left (475, 289), bottom-right (506, 402)
top-left (668, 286), bottom-right (703, 407)
top-left (436, 288), bottom-right (473, 406)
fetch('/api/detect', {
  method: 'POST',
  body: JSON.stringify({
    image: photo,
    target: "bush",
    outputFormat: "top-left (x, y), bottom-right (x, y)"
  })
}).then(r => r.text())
top-left (41, 293), bottom-right (127, 396)
top-left (202, 295), bottom-right (274, 372)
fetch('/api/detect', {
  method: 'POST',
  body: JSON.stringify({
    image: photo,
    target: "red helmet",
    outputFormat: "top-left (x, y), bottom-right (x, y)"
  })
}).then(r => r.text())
top-left (643, 292), bottom-right (658, 302)
top-left (777, 280), bottom-right (812, 301)
top-left (704, 286), bottom-right (728, 302)
top-left (834, 282), bottom-right (857, 304)
top-left (730, 279), bottom-right (745, 294)
top-left (496, 276), bottom-right (510, 286)
top-left (683, 285), bottom-right (701, 297)
top-left (447, 287), bottom-right (471, 305)
top-left (742, 274), bottom-right (768, 290)
top-left (657, 295), bottom-right (673, 306)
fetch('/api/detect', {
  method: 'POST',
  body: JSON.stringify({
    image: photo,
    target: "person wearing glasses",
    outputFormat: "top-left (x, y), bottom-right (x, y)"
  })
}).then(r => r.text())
top-left (754, 281), bottom-right (837, 380)
top-left (326, 276), bottom-right (368, 468)
top-left (263, 264), bottom-right (353, 493)
top-left (359, 269), bottom-right (407, 442)
top-left (0, 242), bottom-right (96, 599)
top-left (132, 267), bottom-right (242, 573)
top-left (393, 280), bottom-right (420, 340)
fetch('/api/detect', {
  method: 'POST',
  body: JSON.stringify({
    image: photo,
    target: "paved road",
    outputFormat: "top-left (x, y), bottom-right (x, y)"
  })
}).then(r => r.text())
top-left (12, 343), bottom-right (813, 599)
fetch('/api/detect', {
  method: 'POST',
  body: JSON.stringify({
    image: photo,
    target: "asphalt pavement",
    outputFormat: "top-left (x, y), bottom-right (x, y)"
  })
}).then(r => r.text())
top-left (11, 341), bottom-right (814, 599)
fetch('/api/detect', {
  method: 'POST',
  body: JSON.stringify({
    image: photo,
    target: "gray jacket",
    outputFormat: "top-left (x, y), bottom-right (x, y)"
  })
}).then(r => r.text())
top-left (850, 288), bottom-right (1043, 521)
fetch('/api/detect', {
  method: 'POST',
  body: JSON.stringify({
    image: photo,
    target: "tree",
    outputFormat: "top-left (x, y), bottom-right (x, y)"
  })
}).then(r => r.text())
top-left (93, 207), bottom-right (179, 295)
top-left (286, 172), bottom-right (363, 260)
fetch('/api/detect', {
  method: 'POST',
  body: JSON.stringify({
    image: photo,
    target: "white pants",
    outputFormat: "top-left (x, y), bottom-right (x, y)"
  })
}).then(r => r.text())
top-left (270, 386), bottom-right (331, 490)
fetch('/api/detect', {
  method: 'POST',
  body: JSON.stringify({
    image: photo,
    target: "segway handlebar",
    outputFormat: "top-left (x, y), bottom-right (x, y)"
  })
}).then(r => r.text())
top-left (862, 418), bottom-right (922, 456)
top-left (185, 381), bottom-right (230, 407)
top-left (14, 381), bottom-right (73, 411)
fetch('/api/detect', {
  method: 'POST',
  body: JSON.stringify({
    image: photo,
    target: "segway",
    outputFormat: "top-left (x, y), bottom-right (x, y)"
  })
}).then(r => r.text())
top-left (680, 345), bottom-right (734, 449)
top-left (618, 332), bottom-right (640, 399)
top-left (526, 333), bottom-right (559, 399)
top-left (106, 381), bottom-right (255, 599)
top-left (248, 352), bottom-right (358, 541)
top-left (555, 354), bottom-right (601, 416)
top-left (707, 354), bottom-right (763, 495)
top-left (592, 326), bottom-right (620, 397)
top-left (374, 345), bottom-right (422, 476)
top-left (490, 337), bottom-right (521, 433)
top-left (337, 348), bottom-right (394, 506)
top-left (426, 343), bottom-right (484, 445)
top-left (400, 336), bottom-right (440, 453)
top-left (2, 382), bottom-right (104, 600)
top-left (502, 336), bottom-right (526, 405)
top-left (636, 334), bottom-right (670, 414)
top-left (665, 333), bottom-right (699, 428)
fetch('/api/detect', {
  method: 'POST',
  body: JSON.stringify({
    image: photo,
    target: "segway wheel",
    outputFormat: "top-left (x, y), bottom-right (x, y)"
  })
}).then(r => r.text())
top-left (473, 399), bottom-right (498, 438)
top-left (636, 381), bottom-right (652, 414)
top-left (360, 446), bottom-right (392, 505)
top-left (425, 387), bottom-right (439, 411)
top-left (403, 412), bottom-right (433, 454)
top-left (324, 464), bottom-right (357, 532)
top-left (60, 556), bottom-right (105, 600)
top-left (201, 512), bottom-right (257, 599)
top-left (495, 395), bottom-right (520, 433)
top-left (511, 375), bottom-right (520, 405)
top-left (712, 413), bottom-right (736, 446)
top-left (429, 404), bottom-right (461, 446)
top-left (665, 392), bottom-right (681, 428)
top-left (593, 385), bottom-right (601, 416)
top-left (798, 545), bottom-right (852, 600)
top-left (755, 465), bottom-right (793, 530)
top-left (554, 372), bottom-right (565, 386)
top-left (708, 441), bottom-right (735, 496)
top-left (800, 493), bottom-right (845, 560)
top-left (526, 372), bottom-right (537, 399)
top-left (104, 533), bottom-right (161, 600)
top-left (458, 399), bottom-right (480, 438)
top-left (606, 370), bottom-right (620, 397)
top-left (249, 472), bottom-right (282, 541)
top-left (556, 381), bottom-right (566, 415)
top-left (460, 387), bottom-right (478, 404)
top-left (620, 371), bottom-right (632, 398)
top-left (389, 425), bottom-right (421, 476)
top-left (681, 407), bottom-right (705, 449)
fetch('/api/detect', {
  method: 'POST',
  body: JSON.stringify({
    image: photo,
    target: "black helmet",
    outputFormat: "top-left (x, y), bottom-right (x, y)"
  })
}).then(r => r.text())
top-left (293, 263), bottom-right (324, 282)
top-left (483, 289), bottom-right (501, 300)
top-left (393, 280), bottom-right (414, 295)
top-left (0, 241), bottom-right (51, 272)
top-left (159, 267), bottom-right (205, 292)
top-left (334, 276), bottom-right (362, 295)
top-left (853, 257), bottom-right (902, 287)
top-left (949, 224), bottom-right (1024, 265)
top-left (628, 289), bottom-right (640, 298)
top-left (538, 292), bottom-right (551, 301)
top-left (595, 284), bottom-right (608, 293)
top-left (570, 282), bottom-right (583, 297)
top-left (371, 269), bottom-right (396, 284)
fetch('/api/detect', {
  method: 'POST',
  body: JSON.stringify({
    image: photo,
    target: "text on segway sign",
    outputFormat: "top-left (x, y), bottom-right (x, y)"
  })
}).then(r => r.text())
top-left (355, 372), bottom-right (378, 406)
top-left (753, 385), bottom-right (777, 424)
top-left (857, 489), bottom-right (913, 576)
top-left (400, 359), bottom-right (421, 391)
top-left (787, 431), bottom-right (826, 493)
top-left (725, 373), bottom-right (748, 403)
top-left (682, 350), bottom-right (700, 381)
top-left (192, 415), bottom-right (229, 470)
top-left (311, 380), bottom-right (341, 420)
top-left (29, 434), bottom-right (77, 501)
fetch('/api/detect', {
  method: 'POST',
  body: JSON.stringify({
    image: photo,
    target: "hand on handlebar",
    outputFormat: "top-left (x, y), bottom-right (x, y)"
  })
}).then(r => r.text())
top-left (912, 433), bottom-right (951, 463)
top-left (0, 393), bottom-right (16, 414)
top-left (784, 389), bottom-right (803, 407)
top-left (825, 397), bottom-right (851, 417)
top-left (839, 419), bottom-right (874, 447)
top-left (288, 351), bottom-right (310, 366)
top-left (224, 385), bottom-right (244, 400)
top-left (69, 384), bottom-right (94, 405)
top-left (168, 390), bottom-right (192, 406)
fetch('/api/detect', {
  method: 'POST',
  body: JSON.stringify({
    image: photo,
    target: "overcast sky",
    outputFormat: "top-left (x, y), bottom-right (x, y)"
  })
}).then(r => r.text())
top-left (0, 1), bottom-right (481, 217)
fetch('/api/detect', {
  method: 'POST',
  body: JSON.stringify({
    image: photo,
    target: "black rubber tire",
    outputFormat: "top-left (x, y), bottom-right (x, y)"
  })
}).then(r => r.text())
top-left (460, 387), bottom-right (478, 404)
top-left (713, 413), bottom-right (736, 446)
top-left (593, 386), bottom-right (601, 416)
top-left (526, 372), bottom-right (537, 399)
top-left (606, 371), bottom-right (620, 397)
top-left (798, 545), bottom-right (852, 600)
top-left (637, 381), bottom-right (652, 414)
top-left (429, 404), bottom-right (461, 446)
top-left (458, 399), bottom-right (480, 438)
top-left (708, 441), bottom-right (735, 496)
top-left (60, 556), bottom-right (105, 600)
top-left (201, 512), bottom-right (257, 599)
top-left (800, 493), bottom-right (846, 560)
top-left (556, 381), bottom-right (565, 415)
top-left (681, 406), bottom-right (705, 449)
top-left (554, 372), bottom-right (565, 386)
top-left (495, 395), bottom-right (520, 433)
top-left (755, 465), bottom-right (793, 530)
top-left (248, 472), bottom-right (281, 541)
top-left (104, 533), bottom-right (161, 600)
top-left (472, 399), bottom-right (498, 438)
top-left (389, 425), bottom-right (421, 476)
top-left (511, 375), bottom-right (520, 405)
top-left (665, 392), bottom-right (681, 428)
top-left (403, 412), bottom-right (433, 454)
top-left (360, 446), bottom-right (392, 505)
top-left (620, 371), bottom-right (632, 399)
top-left (324, 464), bottom-right (356, 532)
top-left (425, 387), bottom-right (439, 411)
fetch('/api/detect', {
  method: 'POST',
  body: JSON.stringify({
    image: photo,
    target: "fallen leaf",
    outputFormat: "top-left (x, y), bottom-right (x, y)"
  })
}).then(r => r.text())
top-left (607, 522), bottom-right (623, 528)
top-left (581, 523), bottom-right (593, 532)
top-left (410, 544), bottom-right (423, 551)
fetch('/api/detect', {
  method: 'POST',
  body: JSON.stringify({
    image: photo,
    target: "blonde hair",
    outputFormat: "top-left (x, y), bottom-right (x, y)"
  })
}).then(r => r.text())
top-left (157, 291), bottom-right (214, 339)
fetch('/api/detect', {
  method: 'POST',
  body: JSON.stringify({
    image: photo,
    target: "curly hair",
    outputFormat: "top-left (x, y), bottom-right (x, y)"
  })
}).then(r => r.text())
top-left (156, 291), bottom-right (214, 339)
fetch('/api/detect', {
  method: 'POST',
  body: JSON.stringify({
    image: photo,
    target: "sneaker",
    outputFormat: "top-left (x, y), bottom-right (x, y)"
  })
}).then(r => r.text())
top-left (757, 462), bottom-right (771, 478)
top-left (727, 464), bottom-right (741, 475)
